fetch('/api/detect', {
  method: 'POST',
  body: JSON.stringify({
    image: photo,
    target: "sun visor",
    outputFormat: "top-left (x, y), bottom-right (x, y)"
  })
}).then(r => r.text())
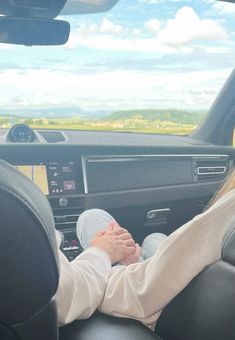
top-left (60, 0), bottom-right (119, 15)
top-left (0, 0), bottom-right (67, 19)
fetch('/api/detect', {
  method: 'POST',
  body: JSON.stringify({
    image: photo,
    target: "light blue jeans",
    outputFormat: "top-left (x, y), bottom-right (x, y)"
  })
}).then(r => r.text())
top-left (76, 209), bottom-right (167, 261)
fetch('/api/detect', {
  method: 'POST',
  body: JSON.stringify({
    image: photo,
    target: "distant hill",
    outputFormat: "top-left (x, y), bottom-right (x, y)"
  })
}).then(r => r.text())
top-left (0, 108), bottom-right (205, 125)
top-left (0, 107), bottom-right (108, 119)
top-left (0, 107), bottom-right (86, 118)
top-left (0, 107), bottom-right (206, 134)
top-left (100, 109), bottom-right (205, 125)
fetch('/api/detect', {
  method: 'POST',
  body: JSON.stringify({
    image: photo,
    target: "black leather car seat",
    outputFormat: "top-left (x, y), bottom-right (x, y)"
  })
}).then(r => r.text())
top-left (0, 160), bottom-right (59, 340)
top-left (0, 159), bottom-right (160, 340)
top-left (60, 311), bottom-right (162, 340)
top-left (156, 222), bottom-right (235, 340)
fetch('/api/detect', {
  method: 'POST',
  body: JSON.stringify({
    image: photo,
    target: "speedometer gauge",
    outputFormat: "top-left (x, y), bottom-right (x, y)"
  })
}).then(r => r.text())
top-left (8, 124), bottom-right (35, 143)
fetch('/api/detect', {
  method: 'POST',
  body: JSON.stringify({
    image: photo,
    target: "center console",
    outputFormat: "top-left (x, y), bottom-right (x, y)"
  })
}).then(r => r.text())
top-left (16, 160), bottom-right (85, 261)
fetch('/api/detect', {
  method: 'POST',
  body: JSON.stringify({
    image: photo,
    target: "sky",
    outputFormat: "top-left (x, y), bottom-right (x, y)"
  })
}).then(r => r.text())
top-left (0, 0), bottom-right (235, 115)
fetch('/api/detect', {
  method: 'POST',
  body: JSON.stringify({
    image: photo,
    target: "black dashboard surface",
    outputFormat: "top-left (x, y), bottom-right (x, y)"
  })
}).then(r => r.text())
top-left (0, 142), bottom-right (231, 206)
top-left (0, 128), bottom-right (209, 146)
top-left (0, 131), bottom-right (233, 260)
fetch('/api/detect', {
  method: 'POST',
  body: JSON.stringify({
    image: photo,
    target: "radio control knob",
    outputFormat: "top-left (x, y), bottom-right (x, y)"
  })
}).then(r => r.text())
top-left (59, 197), bottom-right (68, 207)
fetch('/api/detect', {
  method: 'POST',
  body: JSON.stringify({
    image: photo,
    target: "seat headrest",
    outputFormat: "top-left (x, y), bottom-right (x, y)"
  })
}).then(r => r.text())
top-left (0, 160), bottom-right (59, 325)
top-left (222, 219), bottom-right (235, 266)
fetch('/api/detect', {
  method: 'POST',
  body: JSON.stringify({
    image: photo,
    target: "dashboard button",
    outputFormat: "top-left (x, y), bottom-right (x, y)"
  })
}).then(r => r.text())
top-left (59, 197), bottom-right (68, 207)
top-left (71, 240), bottom-right (78, 246)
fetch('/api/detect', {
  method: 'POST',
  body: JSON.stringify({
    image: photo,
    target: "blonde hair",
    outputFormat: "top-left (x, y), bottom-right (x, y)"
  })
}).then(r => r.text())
top-left (207, 169), bottom-right (235, 209)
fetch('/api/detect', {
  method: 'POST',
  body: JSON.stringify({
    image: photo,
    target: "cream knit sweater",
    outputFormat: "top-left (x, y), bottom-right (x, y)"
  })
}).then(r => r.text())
top-left (56, 188), bottom-right (235, 329)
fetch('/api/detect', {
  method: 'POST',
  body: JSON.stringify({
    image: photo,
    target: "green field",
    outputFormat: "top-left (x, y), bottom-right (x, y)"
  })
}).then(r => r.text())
top-left (0, 109), bottom-right (205, 135)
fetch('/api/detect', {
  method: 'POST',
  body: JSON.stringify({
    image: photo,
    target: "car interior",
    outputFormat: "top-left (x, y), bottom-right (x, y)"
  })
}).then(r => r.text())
top-left (1, 0), bottom-right (235, 339)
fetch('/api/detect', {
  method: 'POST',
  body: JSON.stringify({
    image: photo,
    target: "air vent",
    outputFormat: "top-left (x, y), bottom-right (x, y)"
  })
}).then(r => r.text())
top-left (38, 130), bottom-right (66, 143)
top-left (193, 156), bottom-right (229, 182)
top-left (197, 165), bottom-right (226, 175)
top-left (54, 213), bottom-right (80, 230)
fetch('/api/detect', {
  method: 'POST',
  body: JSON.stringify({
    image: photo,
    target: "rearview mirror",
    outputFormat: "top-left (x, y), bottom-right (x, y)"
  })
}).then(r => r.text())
top-left (0, 16), bottom-right (70, 46)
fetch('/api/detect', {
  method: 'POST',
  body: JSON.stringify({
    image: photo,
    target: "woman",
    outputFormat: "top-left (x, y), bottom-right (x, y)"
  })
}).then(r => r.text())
top-left (56, 170), bottom-right (235, 330)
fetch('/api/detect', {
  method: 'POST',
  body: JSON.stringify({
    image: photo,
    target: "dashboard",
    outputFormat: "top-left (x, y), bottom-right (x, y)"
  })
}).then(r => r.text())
top-left (0, 125), bottom-right (234, 261)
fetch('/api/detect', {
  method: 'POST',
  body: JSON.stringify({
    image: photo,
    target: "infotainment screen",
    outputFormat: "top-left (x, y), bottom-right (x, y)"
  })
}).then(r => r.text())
top-left (47, 161), bottom-right (77, 195)
top-left (15, 161), bottom-right (78, 196)
top-left (15, 165), bottom-right (49, 195)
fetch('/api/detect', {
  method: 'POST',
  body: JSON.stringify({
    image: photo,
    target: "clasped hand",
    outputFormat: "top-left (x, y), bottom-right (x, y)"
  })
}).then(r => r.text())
top-left (90, 223), bottom-right (140, 265)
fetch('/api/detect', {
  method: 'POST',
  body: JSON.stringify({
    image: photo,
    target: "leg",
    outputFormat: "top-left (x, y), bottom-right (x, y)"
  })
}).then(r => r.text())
top-left (76, 209), bottom-right (118, 249)
top-left (99, 189), bottom-right (235, 329)
top-left (141, 233), bottom-right (167, 260)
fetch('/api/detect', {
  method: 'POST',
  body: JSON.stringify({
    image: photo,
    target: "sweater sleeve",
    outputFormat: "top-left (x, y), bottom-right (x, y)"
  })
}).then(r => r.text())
top-left (99, 189), bottom-right (235, 328)
top-left (55, 241), bottom-right (112, 325)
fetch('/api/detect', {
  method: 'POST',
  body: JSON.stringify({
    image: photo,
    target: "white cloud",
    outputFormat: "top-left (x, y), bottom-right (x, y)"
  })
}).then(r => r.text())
top-left (139, 0), bottom-right (191, 3)
top-left (78, 22), bottom-right (98, 35)
top-left (158, 6), bottom-right (227, 47)
top-left (67, 32), bottom-right (183, 53)
top-left (145, 19), bottom-right (161, 33)
top-left (211, 1), bottom-right (235, 16)
top-left (76, 17), bottom-right (123, 36)
top-left (195, 45), bottom-right (232, 54)
top-left (66, 7), bottom-right (227, 53)
top-left (133, 28), bottom-right (142, 36)
top-left (139, 0), bottom-right (161, 3)
top-left (66, 17), bottom-right (124, 49)
top-left (99, 18), bottom-right (123, 35)
top-left (0, 66), bottom-right (232, 112)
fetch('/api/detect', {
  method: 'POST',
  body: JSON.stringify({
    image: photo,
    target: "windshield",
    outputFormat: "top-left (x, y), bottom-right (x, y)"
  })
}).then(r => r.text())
top-left (0, 0), bottom-right (234, 135)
